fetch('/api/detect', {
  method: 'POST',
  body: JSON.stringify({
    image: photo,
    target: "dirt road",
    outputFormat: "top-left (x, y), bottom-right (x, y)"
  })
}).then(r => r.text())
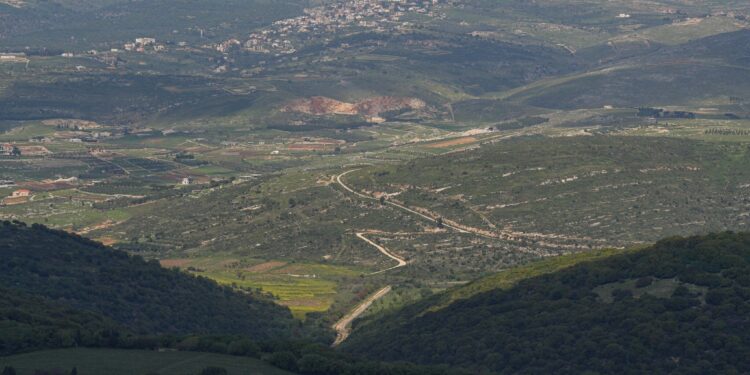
top-left (356, 232), bottom-right (407, 275)
top-left (331, 285), bottom-right (392, 347)
top-left (337, 169), bottom-right (595, 248)
top-left (336, 170), bottom-right (469, 234)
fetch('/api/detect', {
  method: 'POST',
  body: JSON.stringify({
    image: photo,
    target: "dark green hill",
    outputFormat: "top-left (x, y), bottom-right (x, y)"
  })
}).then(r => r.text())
top-left (344, 232), bottom-right (750, 374)
top-left (0, 221), bottom-right (296, 340)
top-left (0, 348), bottom-right (294, 375)
top-left (0, 287), bottom-right (124, 356)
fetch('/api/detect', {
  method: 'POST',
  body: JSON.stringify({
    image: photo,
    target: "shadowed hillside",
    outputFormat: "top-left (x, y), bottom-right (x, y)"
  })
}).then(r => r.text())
top-left (0, 221), bottom-right (297, 339)
top-left (344, 232), bottom-right (750, 374)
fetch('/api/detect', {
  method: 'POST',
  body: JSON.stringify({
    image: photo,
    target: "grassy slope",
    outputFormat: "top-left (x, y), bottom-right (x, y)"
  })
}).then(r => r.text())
top-left (0, 348), bottom-right (292, 375)
top-left (505, 29), bottom-right (750, 110)
top-left (425, 247), bottom-right (628, 313)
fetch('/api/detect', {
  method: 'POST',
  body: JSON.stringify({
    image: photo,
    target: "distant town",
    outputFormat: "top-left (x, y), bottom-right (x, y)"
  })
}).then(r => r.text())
top-left (217, 0), bottom-right (445, 55)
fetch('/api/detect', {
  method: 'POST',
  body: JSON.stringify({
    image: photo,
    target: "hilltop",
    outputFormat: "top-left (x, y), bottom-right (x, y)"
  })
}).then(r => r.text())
top-left (343, 232), bottom-right (750, 374)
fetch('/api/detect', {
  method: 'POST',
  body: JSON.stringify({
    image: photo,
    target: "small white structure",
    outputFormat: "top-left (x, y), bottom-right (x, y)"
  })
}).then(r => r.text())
top-left (617, 13), bottom-right (631, 19)
top-left (135, 37), bottom-right (156, 46)
top-left (181, 177), bottom-right (193, 185)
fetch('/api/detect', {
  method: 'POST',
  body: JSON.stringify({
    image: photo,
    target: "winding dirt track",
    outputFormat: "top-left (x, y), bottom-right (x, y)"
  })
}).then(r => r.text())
top-left (329, 169), bottom-right (475, 347)
top-left (336, 169), bottom-right (596, 247)
top-left (336, 169), bottom-right (469, 233)
top-left (356, 232), bottom-right (407, 275)
top-left (331, 286), bottom-right (392, 347)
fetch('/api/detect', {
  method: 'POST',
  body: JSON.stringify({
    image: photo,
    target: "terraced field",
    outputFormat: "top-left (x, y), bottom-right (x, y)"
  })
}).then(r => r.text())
top-left (160, 256), bottom-right (365, 318)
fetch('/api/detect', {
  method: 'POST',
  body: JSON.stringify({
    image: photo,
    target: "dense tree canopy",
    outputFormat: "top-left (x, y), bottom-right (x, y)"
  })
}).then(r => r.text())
top-left (345, 232), bottom-right (750, 374)
top-left (0, 221), bottom-right (296, 340)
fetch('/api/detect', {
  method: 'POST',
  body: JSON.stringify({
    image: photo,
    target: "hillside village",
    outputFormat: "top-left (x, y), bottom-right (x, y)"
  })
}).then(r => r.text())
top-left (216, 0), bottom-right (445, 54)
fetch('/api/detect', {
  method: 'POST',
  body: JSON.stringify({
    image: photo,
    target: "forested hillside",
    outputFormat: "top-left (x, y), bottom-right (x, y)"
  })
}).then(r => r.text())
top-left (0, 287), bottom-right (124, 356)
top-left (345, 232), bottom-right (750, 374)
top-left (0, 221), bottom-right (296, 339)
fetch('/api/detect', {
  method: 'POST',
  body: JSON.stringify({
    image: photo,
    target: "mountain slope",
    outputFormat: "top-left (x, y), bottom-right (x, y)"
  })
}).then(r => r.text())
top-left (0, 221), bottom-right (296, 339)
top-left (347, 136), bottom-right (750, 251)
top-left (0, 286), bottom-right (124, 356)
top-left (1, 0), bottom-right (306, 49)
top-left (508, 29), bottom-right (750, 110)
top-left (344, 232), bottom-right (750, 374)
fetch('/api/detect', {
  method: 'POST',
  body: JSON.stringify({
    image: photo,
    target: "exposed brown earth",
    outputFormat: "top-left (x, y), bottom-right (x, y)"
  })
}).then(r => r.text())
top-left (160, 259), bottom-right (192, 268)
top-left (17, 146), bottom-right (51, 156)
top-left (332, 285), bottom-right (392, 347)
top-left (283, 96), bottom-right (427, 117)
top-left (95, 236), bottom-right (118, 246)
top-left (77, 219), bottom-right (123, 234)
top-left (0, 196), bottom-right (28, 205)
top-left (425, 136), bottom-right (478, 148)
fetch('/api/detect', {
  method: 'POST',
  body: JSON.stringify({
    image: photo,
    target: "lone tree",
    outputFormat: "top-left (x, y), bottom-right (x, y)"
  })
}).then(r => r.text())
top-left (436, 217), bottom-right (444, 228)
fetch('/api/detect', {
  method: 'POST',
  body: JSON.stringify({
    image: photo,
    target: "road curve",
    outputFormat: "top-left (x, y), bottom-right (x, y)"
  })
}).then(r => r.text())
top-left (336, 170), bottom-right (469, 234)
top-left (356, 232), bottom-right (407, 275)
top-left (331, 285), bottom-right (392, 347)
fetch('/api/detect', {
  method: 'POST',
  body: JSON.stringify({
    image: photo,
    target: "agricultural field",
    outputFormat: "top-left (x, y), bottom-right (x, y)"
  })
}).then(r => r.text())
top-left (160, 256), bottom-right (365, 318)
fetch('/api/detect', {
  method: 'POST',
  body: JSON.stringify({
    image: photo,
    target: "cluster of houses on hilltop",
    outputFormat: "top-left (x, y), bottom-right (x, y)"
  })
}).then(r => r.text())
top-left (217, 0), bottom-right (444, 55)
top-left (124, 37), bottom-right (166, 53)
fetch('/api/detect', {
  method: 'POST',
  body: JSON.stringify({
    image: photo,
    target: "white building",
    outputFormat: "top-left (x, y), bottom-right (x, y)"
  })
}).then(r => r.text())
top-left (135, 37), bottom-right (156, 46)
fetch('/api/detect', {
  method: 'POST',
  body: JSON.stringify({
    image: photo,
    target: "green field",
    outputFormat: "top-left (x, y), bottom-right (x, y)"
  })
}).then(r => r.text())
top-left (160, 256), bottom-right (365, 318)
top-left (0, 348), bottom-right (292, 375)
